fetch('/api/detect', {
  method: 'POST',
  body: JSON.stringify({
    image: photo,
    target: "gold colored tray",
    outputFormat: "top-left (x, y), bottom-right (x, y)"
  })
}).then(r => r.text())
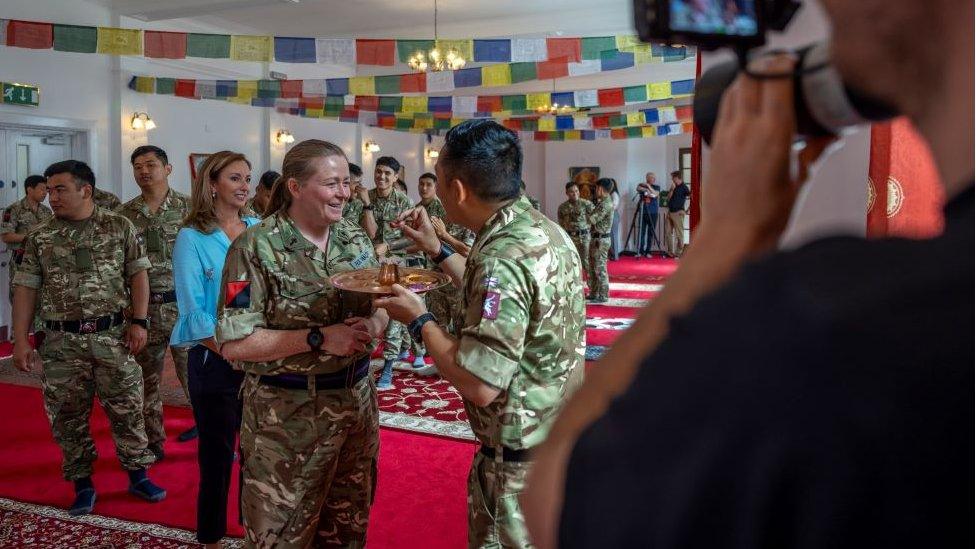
top-left (330, 267), bottom-right (451, 295)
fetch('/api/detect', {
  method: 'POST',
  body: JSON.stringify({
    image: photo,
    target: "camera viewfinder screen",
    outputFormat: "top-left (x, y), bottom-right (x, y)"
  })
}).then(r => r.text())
top-left (669, 0), bottom-right (759, 36)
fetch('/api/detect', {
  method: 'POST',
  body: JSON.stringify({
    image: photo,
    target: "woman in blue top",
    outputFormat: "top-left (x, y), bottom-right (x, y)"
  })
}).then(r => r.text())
top-left (171, 150), bottom-right (259, 548)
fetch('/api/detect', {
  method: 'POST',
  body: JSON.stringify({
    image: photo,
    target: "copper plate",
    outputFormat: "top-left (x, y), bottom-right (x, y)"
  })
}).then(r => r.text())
top-left (330, 267), bottom-right (452, 295)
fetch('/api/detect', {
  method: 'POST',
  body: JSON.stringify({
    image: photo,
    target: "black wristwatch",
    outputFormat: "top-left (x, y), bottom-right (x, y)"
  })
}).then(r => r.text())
top-left (307, 327), bottom-right (324, 352)
top-left (431, 242), bottom-right (456, 265)
top-left (408, 312), bottom-right (437, 343)
top-left (130, 317), bottom-right (150, 330)
top-left (362, 204), bottom-right (374, 211)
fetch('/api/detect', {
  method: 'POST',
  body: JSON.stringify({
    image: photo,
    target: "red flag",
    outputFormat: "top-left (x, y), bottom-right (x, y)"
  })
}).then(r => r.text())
top-left (7, 20), bottom-right (53, 49)
top-left (536, 60), bottom-right (569, 80)
top-left (356, 39), bottom-right (396, 66)
top-left (379, 116), bottom-right (396, 128)
top-left (597, 88), bottom-right (625, 107)
top-left (400, 72), bottom-right (426, 93)
top-left (279, 80), bottom-right (303, 98)
top-left (546, 37), bottom-right (581, 63)
top-left (175, 79), bottom-right (196, 98)
top-left (591, 115), bottom-right (610, 129)
top-left (477, 95), bottom-right (503, 113)
top-left (354, 96), bottom-right (380, 111)
top-left (144, 31), bottom-right (186, 59)
top-left (534, 131), bottom-right (550, 141)
top-left (675, 105), bottom-right (693, 120)
top-left (300, 97), bottom-right (325, 110)
top-left (503, 119), bottom-right (522, 131)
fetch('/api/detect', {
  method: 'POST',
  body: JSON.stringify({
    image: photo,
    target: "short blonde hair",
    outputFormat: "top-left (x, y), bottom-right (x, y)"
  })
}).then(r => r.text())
top-left (183, 151), bottom-right (251, 232)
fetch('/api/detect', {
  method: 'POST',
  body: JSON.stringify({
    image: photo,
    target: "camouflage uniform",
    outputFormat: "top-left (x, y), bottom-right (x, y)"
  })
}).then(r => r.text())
top-left (556, 198), bottom-right (593, 276)
top-left (525, 195), bottom-right (542, 211)
top-left (421, 197), bottom-right (475, 336)
top-left (343, 196), bottom-right (365, 226)
top-left (368, 188), bottom-right (417, 360)
top-left (2, 197), bottom-right (53, 302)
top-left (117, 189), bottom-right (190, 448)
top-left (244, 198), bottom-right (263, 218)
top-left (587, 195), bottom-right (614, 301)
top-left (216, 213), bottom-right (380, 548)
top-left (457, 196), bottom-right (585, 548)
top-left (92, 187), bottom-right (122, 210)
top-left (13, 206), bottom-right (156, 480)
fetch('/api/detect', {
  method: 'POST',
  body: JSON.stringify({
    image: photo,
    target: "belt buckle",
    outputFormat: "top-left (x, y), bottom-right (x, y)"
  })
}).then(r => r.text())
top-left (79, 320), bottom-right (97, 334)
top-left (150, 293), bottom-right (163, 304)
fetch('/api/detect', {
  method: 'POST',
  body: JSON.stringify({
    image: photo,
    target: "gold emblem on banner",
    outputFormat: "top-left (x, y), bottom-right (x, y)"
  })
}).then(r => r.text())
top-left (866, 177), bottom-right (877, 213)
top-left (886, 176), bottom-right (904, 218)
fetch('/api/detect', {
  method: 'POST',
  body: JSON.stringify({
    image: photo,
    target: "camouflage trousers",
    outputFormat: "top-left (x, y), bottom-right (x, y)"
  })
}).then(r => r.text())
top-left (427, 283), bottom-right (465, 338)
top-left (240, 374), bottom-right (379, 548)
top-left (38, 325), bottom-right (156, 480)
top-left (382, 318), bottom-right (426, 361)
top-left (569, 235), bottom-right (590, 277)
top-left (587, 237), bottom-right (611, 300)
top-left (467, 452), bottom-right (533, 549)
top-left (133, 302), bottom-right (189, 446)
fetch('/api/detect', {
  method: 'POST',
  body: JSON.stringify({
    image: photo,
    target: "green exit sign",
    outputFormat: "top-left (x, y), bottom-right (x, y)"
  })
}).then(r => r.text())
top-left (2, 82), bottom-right (40, 107)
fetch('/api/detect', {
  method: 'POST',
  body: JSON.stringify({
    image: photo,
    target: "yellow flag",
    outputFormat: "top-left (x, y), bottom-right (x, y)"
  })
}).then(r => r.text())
top-left (628, 44), bottom-right (656, 65)
top-left (565, 130), bottom-right (581, 141)
top-left (615, 35), bottom-right (643, 50)
top-left (135, 77), bottom-right (155, 94)
top-left (97, 27), bottom-right (142, 55)
top-left (526, 93), bottom-right (551, 111)
top-left (450, 117), bottom-right (465, 128)
top-left (538, 117), bottom-right (556, 132)
top-left (306, 108), bottom-right (325, 118)
top-left (227, 96), bottom-right (251, 105)
top-left (236, 80), bottom-right (258, 100)
top-left (627, 112), bottom-right (645, 126)
top-left (230, 35), bottom-right (272, 62)
top-left (435, 39), bottom-right (474, 62)
top-left (642, 126), bottom-right (657, 138)
top-left (349, 76), bottom-right (376, 96)
top-left (482, 64), bottom-right (512, 87)
top-left (414, 118), bottom-right (434, 130)
top-left (647, 81), bottom-right (672, 101)
top-left (401, 96), bottom-right (429, 113)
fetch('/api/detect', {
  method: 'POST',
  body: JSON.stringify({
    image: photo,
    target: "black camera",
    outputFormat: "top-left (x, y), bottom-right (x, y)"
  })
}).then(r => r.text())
top-left (633, 0), bottom-right (800, 50)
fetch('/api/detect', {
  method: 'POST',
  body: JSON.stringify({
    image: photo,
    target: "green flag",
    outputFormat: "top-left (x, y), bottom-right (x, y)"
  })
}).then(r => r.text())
top-left (187, 33), bottom-right (231, 58)
top-left (53, 24), bottom-right (97, 53)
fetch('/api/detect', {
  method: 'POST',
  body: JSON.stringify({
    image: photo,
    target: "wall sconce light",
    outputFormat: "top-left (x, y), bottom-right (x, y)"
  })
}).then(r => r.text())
top-left (130, 112), bottom-right (156, 130)
top-left (364, 140), bottom-right (381, 153)
top-left (275, 129), bottom-right (295, 145)
top-left (426, 147), bottom-right (440, 159)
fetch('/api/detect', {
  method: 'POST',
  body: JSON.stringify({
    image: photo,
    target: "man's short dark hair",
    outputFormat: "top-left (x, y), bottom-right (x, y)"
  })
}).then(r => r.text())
top-left (130, 145), bottom-right (169, 166)
top-left (259, 170), bottom-right (280, 190)
top-left (441, 119), bottom-right (522, 203)
top-left (671, 171), bottom-right (682, 179)
top-left (565, 181), bottom-right (578, 191)
top-left (596, 178), bottom-right (614, 192)
top-left (420, 172), bottom-right (437, 182)
top-left (44, 160), bottom-right (96, 189)
top-left (349, 163), bottom-right (363, 177)
top-left (25, 175), bottom-right (47, 189)
top-left (375, 156), bottom-right (401, 173)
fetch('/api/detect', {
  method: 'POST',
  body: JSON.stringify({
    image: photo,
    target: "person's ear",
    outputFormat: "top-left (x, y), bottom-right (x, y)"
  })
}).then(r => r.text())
top-left (164, 164), bottom-right (173, 177)
top-left (451, 178), bottom-right (468, 205)
top-left (287, 177), bottom-right (302, 198)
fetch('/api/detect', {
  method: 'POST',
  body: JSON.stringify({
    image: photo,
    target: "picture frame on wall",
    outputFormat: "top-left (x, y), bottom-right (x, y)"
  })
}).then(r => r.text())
top-left (189, 153), bottom-right (210, 180)
top-left (569, 167), bottom-right (600, 200)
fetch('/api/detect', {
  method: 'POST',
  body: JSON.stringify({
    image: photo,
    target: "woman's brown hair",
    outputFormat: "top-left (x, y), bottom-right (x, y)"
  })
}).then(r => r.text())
top-left (183, 151), bottom-right (251, 232)
top-left (264, 139), bottom-right (348, 215)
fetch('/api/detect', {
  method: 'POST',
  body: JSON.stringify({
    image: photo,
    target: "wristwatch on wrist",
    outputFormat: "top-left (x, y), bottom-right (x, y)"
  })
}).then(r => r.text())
top-left (130, 317), bottom-right (150, 330)
top-left (363, 204), bottom-right (374, 211)
top-left (408, 312), bottom-right (437, 344)
top-left (307, 327), bottom-right (324, 352)
top-left (431, 242), bottom-right (456, 264)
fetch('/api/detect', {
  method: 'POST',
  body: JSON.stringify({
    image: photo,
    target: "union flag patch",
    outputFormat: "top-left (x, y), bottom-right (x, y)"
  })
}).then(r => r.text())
top-left (225, 281), bottom-right (251, 309)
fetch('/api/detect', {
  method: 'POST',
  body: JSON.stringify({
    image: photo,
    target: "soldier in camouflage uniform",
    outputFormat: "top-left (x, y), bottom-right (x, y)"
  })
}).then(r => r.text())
top-left (556, 181), bottom-right (593, 277)
top-left (362, 156), bottom-right (419, 390)
top-left (342, 163), bottom-right (367, 226)
top-left (520, 180), bottom-right (542, 211)
top-left (2, 175), bottom-right (52, 304)
top-left (216, 140), bottom-right (388, 548)
top-left (92, 186), bottom-right (122, 210)
top-left (587, 178), bottom-right (615, 303)
top-left (11, 160), bottom-right (165, 516)
top-left (375, 120), bottom-right (585, 548)
top-left (117, 146), bottom-right (191, 457)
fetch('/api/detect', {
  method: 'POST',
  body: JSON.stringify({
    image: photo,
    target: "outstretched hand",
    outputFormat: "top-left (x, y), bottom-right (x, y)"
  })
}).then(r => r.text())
top-left (373, 284), bottom-right (427, 325)
top-left (391, 207), bottom-right (441, 256)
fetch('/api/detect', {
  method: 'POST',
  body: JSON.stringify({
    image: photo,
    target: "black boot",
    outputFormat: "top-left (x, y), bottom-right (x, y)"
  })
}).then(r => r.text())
top-left (69, 477), bottom-right (96, 516)
top-left (127, 469), bottom-right (167, 503)
top-left (176, 425), bottom-right (198, 442)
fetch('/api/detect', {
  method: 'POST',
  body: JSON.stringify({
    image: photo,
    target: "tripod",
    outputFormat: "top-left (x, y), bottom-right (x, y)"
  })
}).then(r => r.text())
top-left (624, 198), bottom-right (664, 258)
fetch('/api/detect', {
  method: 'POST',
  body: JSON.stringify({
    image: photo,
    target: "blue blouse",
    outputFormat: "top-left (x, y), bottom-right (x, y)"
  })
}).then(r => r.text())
top-left (170, 218), bottom-right (259, 348)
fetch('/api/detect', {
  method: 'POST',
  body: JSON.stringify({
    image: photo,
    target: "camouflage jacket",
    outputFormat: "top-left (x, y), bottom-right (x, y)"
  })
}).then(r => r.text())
top-left (14, 206), bottom-right (151, 320)
top-left (343, 197), bottom-right (365, 226)
top-left (216, 213), bottom-right (379, 376)
top-left (92, 187), bottom-right (122, 210)
top-left (589, 195), bottom-right (614, 233)
top-left (557, 199), bottom-right (594, 234)
top-left (457, 196), bottom-right (585, 450)
top-left (1, 197), bottom-right (53, 251)
top-left (117, 188), bottom-right (189, 293)
top-left (367, 188), bottom-right (413, 245)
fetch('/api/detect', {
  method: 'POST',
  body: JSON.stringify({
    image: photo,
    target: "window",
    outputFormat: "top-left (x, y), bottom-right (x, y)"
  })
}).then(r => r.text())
top-left (679, 147), bottom-right (692, 184)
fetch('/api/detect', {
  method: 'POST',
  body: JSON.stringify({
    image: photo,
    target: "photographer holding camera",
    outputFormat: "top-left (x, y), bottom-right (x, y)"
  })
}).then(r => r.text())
top-left (635, 172), bottom-right (661, 256)
top-left (523, 1), bottom-right (972, 547)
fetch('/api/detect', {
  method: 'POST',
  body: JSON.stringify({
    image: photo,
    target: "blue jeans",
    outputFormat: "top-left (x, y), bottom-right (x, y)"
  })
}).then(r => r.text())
top-left (640, 209), bottom-right (659, 254)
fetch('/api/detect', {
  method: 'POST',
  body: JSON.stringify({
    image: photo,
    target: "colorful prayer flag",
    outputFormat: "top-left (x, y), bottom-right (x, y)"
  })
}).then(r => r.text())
top-left (436, 39), bottom-right (474, 62)
top-left (473, 39), bottom-right (511, 62)
top-left (6, 20), bottom-right (53, 49)
top-left (510, 62), bottom-right (538, 83)
top-left (581, 36), bottom-right (616, 60)
top-left (453, 67), bottom-right (482, 88)
top-left (356, 39), bottom-right (396, 65)
top-left (546, 37), bottom-right (581, 62)
top-left (598, 88), bottom-right (625, 107)
top-left (187, 33), bottom-right (230, 58)
top-left (97, 27), bottom-right (142, 55)
top-left (511, 38), bottom-right (547, 62)
top-left (426, 70), bottom-right (455, 93)
top-left (526, 93), bottom-right (551, 111)
top-left (482, 64), bottom-right (512, 87)
top-left (53, 24), bottom-right (96, 53)
top-left (400, 72), bottom-right (426, 93)
top-left (231, 35), bottom-right (271, 62)
top-left (536, 59), bottom-right (569, 79)
top-left (316, 38), bottom-right (356, 65)
top-left (144, 31), bottom-right (186, 59)
top-left (274, 36), bottom-right (316, 63)
top-left (401, 96), bottom-right (428, 113)
top-left (374, 75), bottom-right (401, 95)
top-left (349, 76), bottom-right (375, 96)
top-left (397, 39), bottom-right (435, 63)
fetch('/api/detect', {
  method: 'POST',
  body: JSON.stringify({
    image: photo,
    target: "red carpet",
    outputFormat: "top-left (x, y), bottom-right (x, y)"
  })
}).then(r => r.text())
top-left (0, 383), bottom-right (471, 548)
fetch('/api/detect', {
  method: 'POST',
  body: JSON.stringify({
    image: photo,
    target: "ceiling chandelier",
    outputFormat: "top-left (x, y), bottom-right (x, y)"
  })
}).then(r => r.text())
top-left (407, 0), bottom-right (466, 72)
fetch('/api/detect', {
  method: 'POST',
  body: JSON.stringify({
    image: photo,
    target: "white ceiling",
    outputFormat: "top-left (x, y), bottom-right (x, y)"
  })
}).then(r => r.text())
top-left (107, 0), bottom-right (636, 38)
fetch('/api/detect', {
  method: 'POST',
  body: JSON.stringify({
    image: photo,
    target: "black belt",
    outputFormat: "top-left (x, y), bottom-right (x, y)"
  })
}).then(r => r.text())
top-left (149, 290), bottom-right (177, 304)
top-left (44, 312), bottom-right (125, 334)
top-left (479, 445), bottom-right (533, 463)
top-left (567, 229), bottom-right (590, 237)
top-left (13, 248), bottom-right (25, 264)
top-left (592, 232), bottom-right (611, 239)
top-left (258, 356), bottom-right (370, 391)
